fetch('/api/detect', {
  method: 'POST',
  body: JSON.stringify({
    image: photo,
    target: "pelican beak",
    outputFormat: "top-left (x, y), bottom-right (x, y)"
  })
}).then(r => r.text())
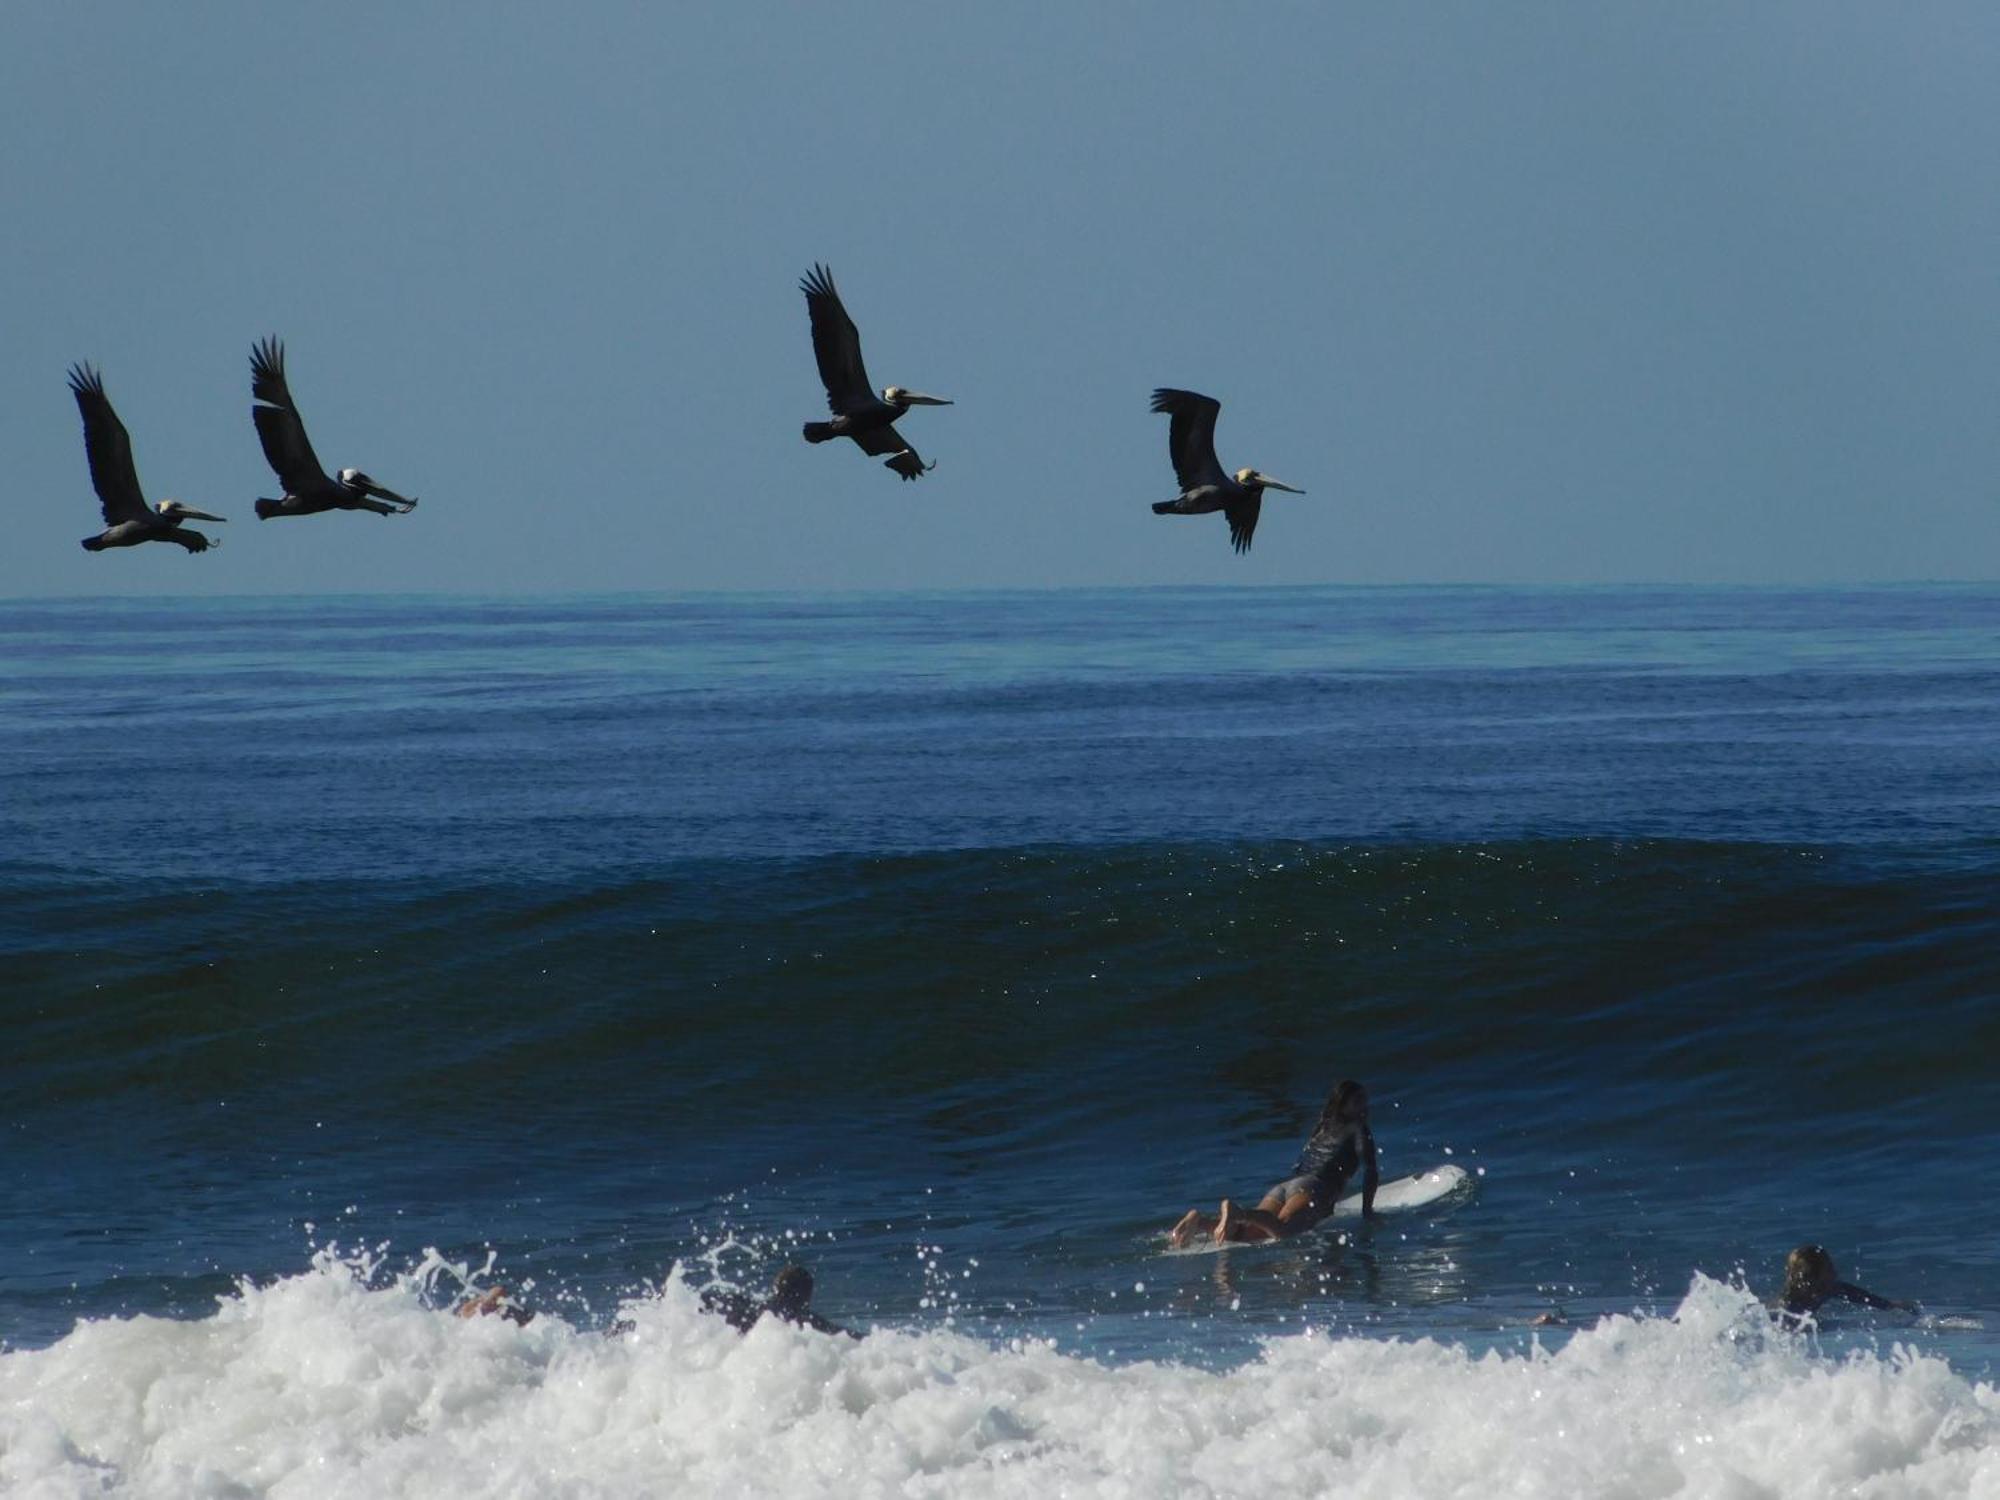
top-left (1260, 476), bottom-right (1305, 495)
top-left (362, 481), bottom-right (418, 512)
top-left (898, 391), bottom-right (953, 406)
top-left (179, 507), bottom-right (229, 522)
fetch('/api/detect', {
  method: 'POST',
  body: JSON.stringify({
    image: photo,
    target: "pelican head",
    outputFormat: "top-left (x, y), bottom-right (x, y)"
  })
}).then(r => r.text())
top-left (1236, 467), bottom-right (1304, 494)
top-left (883, 385), bottom-right (952, 407)
top-left (156, 499), bottom-right (228, 522)
top-left (340, 468), bottom-right (418, 510)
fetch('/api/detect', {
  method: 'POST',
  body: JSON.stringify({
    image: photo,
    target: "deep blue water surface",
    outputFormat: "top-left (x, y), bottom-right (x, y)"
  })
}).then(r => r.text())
top-left (4, 586), bottom-right (1997, 1368)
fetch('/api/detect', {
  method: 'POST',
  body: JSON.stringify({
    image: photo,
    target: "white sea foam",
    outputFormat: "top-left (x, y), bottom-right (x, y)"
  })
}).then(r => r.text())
top-left (3, 1255), bottom-right (1996, 1499)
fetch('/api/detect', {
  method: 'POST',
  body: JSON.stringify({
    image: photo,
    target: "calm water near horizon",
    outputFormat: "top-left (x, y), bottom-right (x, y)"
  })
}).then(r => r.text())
top-left (4, 583), bottom-right (1998, 1495)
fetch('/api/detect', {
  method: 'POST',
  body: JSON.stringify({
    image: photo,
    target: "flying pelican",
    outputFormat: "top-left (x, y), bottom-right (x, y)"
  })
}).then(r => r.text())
top-left (1149, 388), bottom-right (1304, 554)
top-left (68, 365), bottom-right (226, 554)
top-left (249, 337), bottom-right (417, 519)
top-left (798, 263), bottom-right (951, 481)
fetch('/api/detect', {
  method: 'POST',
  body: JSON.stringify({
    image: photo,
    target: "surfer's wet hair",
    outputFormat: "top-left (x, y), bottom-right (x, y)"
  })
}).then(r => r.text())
top-left (1784, 1244), bottom-right (1837, 1302)
top-left (1316, 1079), bottom-right (1368, 1131)
top-left (769, 1265), bottom-right (815, 1318)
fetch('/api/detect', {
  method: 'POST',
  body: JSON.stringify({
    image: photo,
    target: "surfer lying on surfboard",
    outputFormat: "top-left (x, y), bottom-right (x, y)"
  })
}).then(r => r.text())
top-left (1168, 1079), bottom-right (1383, 1247)
top-left (1774, 1244), bottom-right (1914, 1320)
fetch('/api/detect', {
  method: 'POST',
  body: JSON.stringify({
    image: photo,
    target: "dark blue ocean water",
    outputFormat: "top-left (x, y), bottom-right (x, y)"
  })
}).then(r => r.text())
top-left (4, 585), bottom-right (1998, 1370)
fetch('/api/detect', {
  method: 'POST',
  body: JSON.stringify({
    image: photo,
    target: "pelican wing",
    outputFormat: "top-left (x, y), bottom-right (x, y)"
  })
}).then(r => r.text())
top-left (1225, 494), bottom-right (1261, 554)
top-left (249, 337), bottom-right (330, 492)
top-left (801, 264), bottom-right (877, 415)
top-left (67, 364), bottom-right (149, 525)
top-left (1150, 388), bottom-right (1229, 493)
top-left (849, 422), bottom-right (929, 479)
top-left (848, 424), bottom-right (909, 459)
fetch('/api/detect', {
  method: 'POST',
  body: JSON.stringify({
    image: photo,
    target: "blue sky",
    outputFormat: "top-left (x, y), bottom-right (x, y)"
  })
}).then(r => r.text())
top-left (4, 4), bottom-right (1997, 595)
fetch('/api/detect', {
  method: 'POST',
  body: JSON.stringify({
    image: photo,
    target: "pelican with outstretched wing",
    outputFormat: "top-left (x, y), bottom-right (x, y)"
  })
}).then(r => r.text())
top-left (798, 264), bottom-right (950, 481)
top-left (249, 337), bottom-right (417, 519)
top-left (69, 365), bottom-right (226, 554)
top-left (1149, 388), bottom-right (1304, 554)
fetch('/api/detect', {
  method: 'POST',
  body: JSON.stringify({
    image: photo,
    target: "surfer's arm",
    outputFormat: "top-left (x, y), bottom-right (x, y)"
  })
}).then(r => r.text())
top-left (1360, 1126), bottom-right (1381, 1219)
top-left (806, 1312), bottom-right (862, 1340)
top-left (1831, 1281), bottom-right (1910, 1312)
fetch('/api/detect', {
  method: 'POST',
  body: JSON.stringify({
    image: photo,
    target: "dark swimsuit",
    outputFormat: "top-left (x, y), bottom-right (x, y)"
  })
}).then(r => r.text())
top-left (1775, 1282), bottom-right (1903, 1322)
top-left (1268, 1116), bottom-right (1380, 1209)
top-left (700, 1286), bottom-right (856, 1338)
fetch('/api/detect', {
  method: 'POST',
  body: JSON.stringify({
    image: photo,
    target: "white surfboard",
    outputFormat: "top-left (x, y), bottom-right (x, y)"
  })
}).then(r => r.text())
top-left (1162, 1163), bottom-right (1472, 1254)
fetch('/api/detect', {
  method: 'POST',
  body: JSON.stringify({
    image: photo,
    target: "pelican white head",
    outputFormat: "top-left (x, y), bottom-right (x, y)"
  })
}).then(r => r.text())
top-left (340, 469), bottom-right (418, 511)
top-left (883, 386), bottom-right (952, 407)
top-left (1236, 468), bottom-right (1304, 494)
top-left (156, 499), bottom-right (228, 522)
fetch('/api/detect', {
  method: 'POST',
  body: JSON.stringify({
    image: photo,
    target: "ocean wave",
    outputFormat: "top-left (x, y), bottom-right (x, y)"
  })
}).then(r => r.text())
top-left (2, 1253), bottom-right (1994, 1498)
top-left (6, 836), bottom-right (1996, 1376)
top-left (7, 838), bottom-right (1994, 1122)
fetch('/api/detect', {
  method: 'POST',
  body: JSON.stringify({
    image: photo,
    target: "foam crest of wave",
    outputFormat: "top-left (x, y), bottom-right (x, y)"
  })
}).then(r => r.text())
top-left (2, 1260), bottom-right (1995, 1498)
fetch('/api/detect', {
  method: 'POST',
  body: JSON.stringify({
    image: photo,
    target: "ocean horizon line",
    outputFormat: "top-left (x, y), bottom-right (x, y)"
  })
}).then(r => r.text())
top-left (5, 576), bottom-right (1999, 610)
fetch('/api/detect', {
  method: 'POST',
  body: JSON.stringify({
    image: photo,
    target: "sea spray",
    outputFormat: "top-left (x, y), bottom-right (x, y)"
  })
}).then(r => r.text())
top-left (4, 1260), bottom-right (1998, 1498)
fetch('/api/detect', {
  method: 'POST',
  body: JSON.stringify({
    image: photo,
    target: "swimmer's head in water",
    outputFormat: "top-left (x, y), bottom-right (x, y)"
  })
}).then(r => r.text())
top-left (1784, 1244), bottom-right (1839, 1304)
top-left (769, 1265), bottom-right (815, 1318)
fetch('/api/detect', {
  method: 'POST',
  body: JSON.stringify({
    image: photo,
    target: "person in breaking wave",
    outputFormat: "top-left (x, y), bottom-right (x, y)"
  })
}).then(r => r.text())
top-left (1773, 1244), bottom-right (1913, 1321)
top-left (1168, 1079), bottom-right (1382, 1248)
top-left (455, 1284), bottom-right (535, 1325)
top-left (701, 1264), bottom-right (859, 1339)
